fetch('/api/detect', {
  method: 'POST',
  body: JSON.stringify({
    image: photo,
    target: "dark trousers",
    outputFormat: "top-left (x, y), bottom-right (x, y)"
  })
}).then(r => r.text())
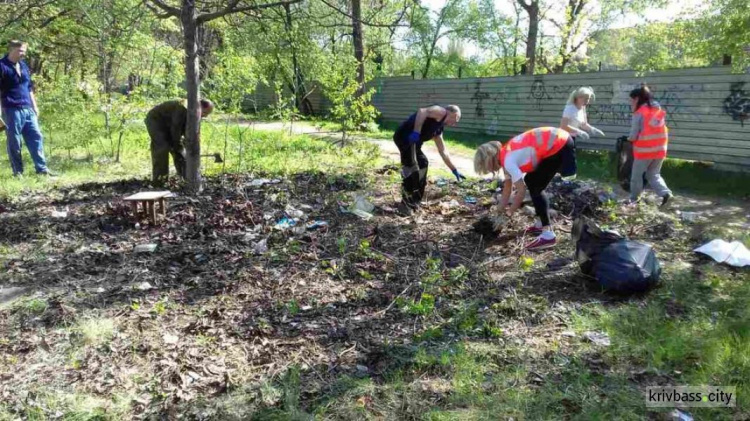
top-left (146, 119), bottom-right (185, 185)
top-left (395, 136), bottom-right (428, 209)
top-left (525, 151), bottom-right (563, 227)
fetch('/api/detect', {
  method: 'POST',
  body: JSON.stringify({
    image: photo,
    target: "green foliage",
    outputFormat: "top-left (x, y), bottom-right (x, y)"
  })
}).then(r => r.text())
top-left (285, 300), bottom-right (300, 316)
top-left (37, 76), bottom-right (105, 160)
top-left (399, 293), bottom-right (436, 316)
top-left (318, 54), bottom-right (379, 142)
top-left (14, 298), bottom-right (48, 316)
top-left (204, 43), bottom-right (261, 114)
top-left (694, 0), bottom-right (750, 71)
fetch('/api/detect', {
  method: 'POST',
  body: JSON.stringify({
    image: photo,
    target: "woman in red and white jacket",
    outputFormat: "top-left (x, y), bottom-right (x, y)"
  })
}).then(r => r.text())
top-left (474, 127), bottom-right (576, 251)
top-left (627, 86), bottom-right (673, 208)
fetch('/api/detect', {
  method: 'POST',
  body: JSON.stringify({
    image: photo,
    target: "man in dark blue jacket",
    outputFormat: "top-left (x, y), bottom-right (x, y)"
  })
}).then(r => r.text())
top-left (0, 40), bottom-right (51, 176)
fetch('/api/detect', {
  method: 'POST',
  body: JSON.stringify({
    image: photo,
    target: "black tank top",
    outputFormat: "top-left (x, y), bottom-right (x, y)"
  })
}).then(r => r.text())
top-left (395, 107), bottom-right (447, 144)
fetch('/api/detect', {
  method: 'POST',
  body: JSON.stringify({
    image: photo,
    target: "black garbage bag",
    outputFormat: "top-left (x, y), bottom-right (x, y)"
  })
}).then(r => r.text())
top-left (615, 136), bottom-right (647, 193)
top-left (573, 217), bottom-right (661, 293)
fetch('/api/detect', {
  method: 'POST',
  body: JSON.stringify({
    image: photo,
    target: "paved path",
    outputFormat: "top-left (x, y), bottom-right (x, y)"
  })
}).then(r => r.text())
top-left (247, 120), bottom-right (480, 177)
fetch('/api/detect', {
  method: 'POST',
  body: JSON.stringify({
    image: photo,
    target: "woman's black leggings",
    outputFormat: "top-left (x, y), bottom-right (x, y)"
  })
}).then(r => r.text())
top-left (524, 150), bottom-right (564, 227)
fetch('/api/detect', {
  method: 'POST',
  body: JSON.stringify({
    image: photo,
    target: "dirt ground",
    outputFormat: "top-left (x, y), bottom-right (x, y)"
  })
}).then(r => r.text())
top-left (1, 125), bottom-right (748, 419)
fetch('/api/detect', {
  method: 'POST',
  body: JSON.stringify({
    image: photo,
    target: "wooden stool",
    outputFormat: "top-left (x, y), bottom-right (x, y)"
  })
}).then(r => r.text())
top-left (124, 191), bottom-right (172, 224)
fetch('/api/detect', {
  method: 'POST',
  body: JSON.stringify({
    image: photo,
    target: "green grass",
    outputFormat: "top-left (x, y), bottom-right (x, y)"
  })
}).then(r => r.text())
top-left (13, 297), bottom-right (48, 316)
top-left (0, 116), bottom-right (382, 200)
top-left (0, 389), bottom-right (134, 421)
top-left (72, 317), bottom-right (117, 347)
top-left (574, 149), bottom-right (750, 200)
top-left (571, 264), bottom-right (750, 419)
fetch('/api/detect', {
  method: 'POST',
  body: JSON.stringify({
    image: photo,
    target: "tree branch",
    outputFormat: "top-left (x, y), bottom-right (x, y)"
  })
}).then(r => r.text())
top-left (516, 0), bottom-right (532, 13)
top-left (318, 0), bottom-right (406, 28)
top-left (197, 0), bottom-right (303, 23)
top-left (39, 8), bottom-right (70, 29)
top-left (145, 0), bottom-right (179, 18)
top-left (0, 0), bottom-right (58, 32)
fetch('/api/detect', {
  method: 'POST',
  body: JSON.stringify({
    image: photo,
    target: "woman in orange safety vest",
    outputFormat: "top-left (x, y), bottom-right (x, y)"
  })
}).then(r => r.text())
top-left (473, 127), bottom-right (576, 251)
top-left (627, 86), bottom-right (673, 208)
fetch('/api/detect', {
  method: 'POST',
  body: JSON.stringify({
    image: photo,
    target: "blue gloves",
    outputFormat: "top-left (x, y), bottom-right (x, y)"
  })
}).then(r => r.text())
top-left (408, 131), bottom-right (420, 145)
top-left (452, 168), bottom-right (466, 182)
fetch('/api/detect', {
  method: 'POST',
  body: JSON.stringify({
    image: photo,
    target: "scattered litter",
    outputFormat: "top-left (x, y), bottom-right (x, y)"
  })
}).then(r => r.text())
top-left (464, 196), bottom-right (477, 205)
top-left (442, 199), bottom-right (460, 210)
top-left (561, 330), bottom-right (577, 338)
top-left (679, 211), bottom-right (702, 223)
top-left (583, 331), bottom-right (611, 347)
top-left (668, 409), bottom-right (693, 421)
top-left (135, 282), bottom-right (153, 291)
top-left (349, 209), bottom-right (374, 220)
top-left (242, 232), bottom-right (259, 243)
top-left (274, 217), bottom-right (297, 230)
top-left (285, 204), bottom-right (305, 220)
top-left (134, 244), bottom-right (158, 253)
top-left (436, 178), bottom-right (449, 187)
top-left (51, 209), bottom-right (68, 218)
top-left (694, 239), bottom-right (750, 267)
top-left (252, 238), bottom-right (268, 255)
top-left (306, 220), bottom-right (329, 230)
top-left (249, 178), bottom-right (281, 187)
top-left (523, 205), bottom-right (535, 216)
top-left (163, 333), bottom-right (179, 345)
top-left (351, 194), bottom-right (375, 213)
top-left (292, 226), bottom-right (306, 235)
top-left (341, 194), bottom-right (375, 220)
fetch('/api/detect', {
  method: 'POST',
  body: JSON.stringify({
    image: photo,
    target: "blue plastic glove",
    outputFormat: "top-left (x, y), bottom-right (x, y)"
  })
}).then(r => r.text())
top-left (408, 131), bottom-right (420, 145)
top-left (452, 169), bottom-right (466, 182)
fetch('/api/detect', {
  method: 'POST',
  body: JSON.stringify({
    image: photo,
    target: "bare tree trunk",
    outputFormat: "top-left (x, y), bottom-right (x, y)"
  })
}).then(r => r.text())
top-left (422, 20), bottom-right (443, 79)
top-left (518, 0), bottom-right (539, 75)
top-left (512, 1), bottom-right (522, 75)
top-left (181, 1), bottom-right (203, 193)
top-left (283, 3), bottom-right (303, 114)
top-left (351, 0), bottom-right (365, 95)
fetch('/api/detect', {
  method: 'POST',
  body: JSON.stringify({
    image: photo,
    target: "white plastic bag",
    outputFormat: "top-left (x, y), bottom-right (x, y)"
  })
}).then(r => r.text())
top-left (694, 240), bottom-right (750, 267)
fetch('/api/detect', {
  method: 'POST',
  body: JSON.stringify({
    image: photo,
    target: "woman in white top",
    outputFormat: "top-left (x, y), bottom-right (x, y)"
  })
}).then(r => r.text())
top-left (560, 86), bottom-right (606, 143)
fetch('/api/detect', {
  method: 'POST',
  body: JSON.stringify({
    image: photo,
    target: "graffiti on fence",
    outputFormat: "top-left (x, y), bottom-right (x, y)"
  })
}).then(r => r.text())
top-left (528, 79), bottom-right (551, 111)
top-left (588, 103), bottom-right (633, 125)
top-left (470, 80), bottom-right (491, 117)
top-left (588, 81), bottom-right (705, 127)
top-left (723, 82), bottom-right (750, 126)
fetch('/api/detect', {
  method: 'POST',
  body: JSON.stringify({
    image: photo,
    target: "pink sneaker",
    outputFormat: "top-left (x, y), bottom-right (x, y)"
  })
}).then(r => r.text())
top-left (525, 235), bottom-right (557, 250)
top-left (524, 225), bottom-right (544, 236)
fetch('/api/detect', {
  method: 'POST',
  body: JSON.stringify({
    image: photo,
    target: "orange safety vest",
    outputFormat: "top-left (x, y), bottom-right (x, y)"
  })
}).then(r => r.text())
top-left (499, 127), bottom-right (570, 173)
top-left (633, 105), bottom-right (668, 160)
